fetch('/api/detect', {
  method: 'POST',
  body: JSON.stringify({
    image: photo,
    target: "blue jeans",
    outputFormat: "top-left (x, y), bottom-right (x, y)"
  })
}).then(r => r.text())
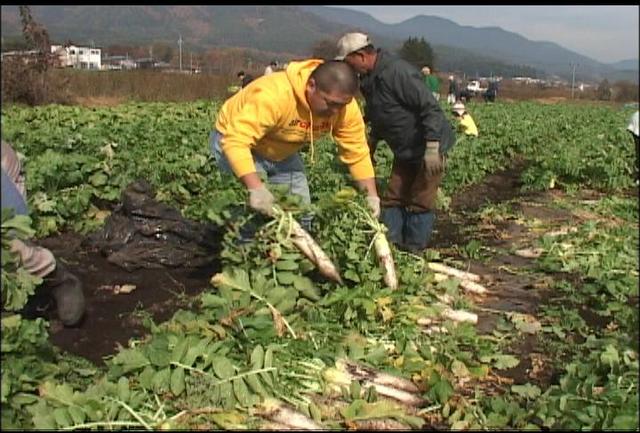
top-left (381, 207), bottom-right (435, 252)
top-left (210, 130), bottom-right (312, 230)
top-left (1, 168), bottom-right (28, 216)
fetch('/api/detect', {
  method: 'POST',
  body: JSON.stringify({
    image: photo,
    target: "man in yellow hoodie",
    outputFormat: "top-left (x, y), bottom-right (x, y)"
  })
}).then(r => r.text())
top-left (211, 59), bottom-right (380, 223)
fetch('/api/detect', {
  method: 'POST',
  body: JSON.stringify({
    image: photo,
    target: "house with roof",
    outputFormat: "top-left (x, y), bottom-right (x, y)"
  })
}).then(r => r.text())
top-left (51, 43), bottom-right (101, 70)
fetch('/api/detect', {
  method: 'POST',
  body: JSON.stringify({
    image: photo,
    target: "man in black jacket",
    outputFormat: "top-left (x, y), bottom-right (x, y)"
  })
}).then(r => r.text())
top-left (336, 32), bottom-right (455, 252)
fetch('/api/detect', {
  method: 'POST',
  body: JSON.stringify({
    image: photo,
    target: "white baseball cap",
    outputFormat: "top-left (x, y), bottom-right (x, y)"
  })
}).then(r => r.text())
top-left (335, 32), bottom-right (371, 61)
top-left (452, 102), bottom-right (466, 114)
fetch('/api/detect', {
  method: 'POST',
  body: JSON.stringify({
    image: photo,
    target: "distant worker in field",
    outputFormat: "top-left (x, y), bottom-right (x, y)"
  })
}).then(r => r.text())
top-left (421, 66), bottom-right (440, 101)
top-left (447, 75), bottom-right (459, 104)
top-left (1, 140), bottom-right (85, 327)
top-left (228, 71), bottom-right (255, 94)
top-left (452, 102), bottom-right (478, 137)
top-left (237, 70), bottom-right (255, 88)
top-left (484, 79), bottom-right (498, 102)
top-left (627, 110), bottom-right (639, 177)
top-left (336, 32), bottom-right (456, 253)
top-left (210, 59), bottom-right (380, 230)
top-left (264, 60), bottom-right (278, 76)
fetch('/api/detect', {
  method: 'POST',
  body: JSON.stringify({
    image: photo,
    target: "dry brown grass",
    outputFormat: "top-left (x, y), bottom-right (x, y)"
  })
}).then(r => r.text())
top-left (52, 69), bottom-right (231, 103)
top-left (3, 63), bottom-right (636, 108)
top-left (73, 96), bottom-right (128, 107)
top-left (1, 56), bottom-right (73, 106)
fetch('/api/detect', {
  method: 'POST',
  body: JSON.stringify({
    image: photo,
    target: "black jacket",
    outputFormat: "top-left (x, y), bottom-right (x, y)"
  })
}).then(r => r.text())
top-left (360, 49), bottom-right (455, 161)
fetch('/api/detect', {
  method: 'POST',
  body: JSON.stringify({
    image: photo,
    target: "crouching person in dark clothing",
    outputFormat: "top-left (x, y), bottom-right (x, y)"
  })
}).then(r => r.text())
top-left (336, 33), bottom-right (456, 253)
top-left (1, 140), bottom-right (85, 326)
top-left (484, 80), bottom-right (498, 103)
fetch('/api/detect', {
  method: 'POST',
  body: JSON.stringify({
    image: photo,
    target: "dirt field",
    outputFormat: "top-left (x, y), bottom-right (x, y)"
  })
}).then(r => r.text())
top-left (30, 162), bottom-right (616, 392)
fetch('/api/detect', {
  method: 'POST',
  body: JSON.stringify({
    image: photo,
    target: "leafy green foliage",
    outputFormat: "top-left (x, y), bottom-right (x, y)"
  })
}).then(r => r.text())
top-left (1, 100), bottom-right (637, 430)
top-left (1, 315), bottom-right (57, 429)
top-left (1, 210), bottom-right (42, 311)
top-left (398, 36), bottom-right (435, 70)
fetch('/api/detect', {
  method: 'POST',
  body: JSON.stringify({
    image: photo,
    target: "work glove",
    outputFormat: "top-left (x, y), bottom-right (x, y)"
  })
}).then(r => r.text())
top-left (248, 185), bottom-right (275, 216)
top-left (423, 141), bottom-right (444, 176)
top-left (365, 195), bottom-right (381, 219)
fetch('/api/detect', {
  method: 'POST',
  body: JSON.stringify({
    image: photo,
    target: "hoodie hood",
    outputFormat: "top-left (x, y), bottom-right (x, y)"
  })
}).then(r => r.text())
top-left (285, 59), bottom-right (325, 161)
top-left (285, 59), bottom-right (324, 112)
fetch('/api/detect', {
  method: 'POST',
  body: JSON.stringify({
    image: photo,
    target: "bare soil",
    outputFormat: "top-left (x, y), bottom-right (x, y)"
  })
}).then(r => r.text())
top-left (36, 163), bottom-right (598, 389)
top-left (431, 162), bottom-right (581, 388)
top-left (37, 233), bottom-right (220, 365)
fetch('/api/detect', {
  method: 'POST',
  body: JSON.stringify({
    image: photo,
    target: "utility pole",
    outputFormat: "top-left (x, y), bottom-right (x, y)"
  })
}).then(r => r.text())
top-left (570, 63), bottom-right (577, 99)
top-left (190, 52), bottom-right (193, 74)
top-left (178, 34), bottom-right (183, 72)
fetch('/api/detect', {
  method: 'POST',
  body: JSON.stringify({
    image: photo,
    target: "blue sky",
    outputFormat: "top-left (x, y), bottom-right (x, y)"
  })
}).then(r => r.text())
top-left (332, 5), bottom-right (639, 64)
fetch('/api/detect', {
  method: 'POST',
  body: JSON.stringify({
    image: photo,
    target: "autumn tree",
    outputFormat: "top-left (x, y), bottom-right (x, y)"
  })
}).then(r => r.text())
top-left (1, 5), bottom-right (69, 105)
top-left (20, 5), bottom-right (50, 55)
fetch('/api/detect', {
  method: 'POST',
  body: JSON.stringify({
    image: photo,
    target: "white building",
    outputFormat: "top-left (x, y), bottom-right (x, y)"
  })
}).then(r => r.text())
top-left (51, 44), bottom-right (101, 70)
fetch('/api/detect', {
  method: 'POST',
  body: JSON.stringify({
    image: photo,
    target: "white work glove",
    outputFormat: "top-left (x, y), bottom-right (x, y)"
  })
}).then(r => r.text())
top-left (423, 141), bottom-right (444, 176)
top-left (248, 185), bottom-right (275, 216)
top-left (365, 195), bottom-right (381, 219)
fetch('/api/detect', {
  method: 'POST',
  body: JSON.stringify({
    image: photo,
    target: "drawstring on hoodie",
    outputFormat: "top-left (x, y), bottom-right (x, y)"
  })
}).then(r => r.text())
top-left (309, 111), bottom-right (315, 164)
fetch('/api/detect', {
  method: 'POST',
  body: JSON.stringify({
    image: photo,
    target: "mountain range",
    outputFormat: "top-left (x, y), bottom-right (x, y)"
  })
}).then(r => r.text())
top-left (1, 5), bottom-right (637, 83)
top-left (301, 6), bottom-right (638, 83)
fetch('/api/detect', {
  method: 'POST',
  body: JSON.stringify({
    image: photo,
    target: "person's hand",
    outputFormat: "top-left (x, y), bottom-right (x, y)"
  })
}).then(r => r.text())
top-left (248, 185), bottom-right (275, 216)
top-left (423, 141), bottom-right (444, 176)
top-left (365, 195), bottom-right (381, 218)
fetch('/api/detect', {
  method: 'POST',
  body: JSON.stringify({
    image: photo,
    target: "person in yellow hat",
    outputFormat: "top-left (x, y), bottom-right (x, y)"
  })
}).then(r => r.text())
top-left (452, 102), bottom-right (478, 137)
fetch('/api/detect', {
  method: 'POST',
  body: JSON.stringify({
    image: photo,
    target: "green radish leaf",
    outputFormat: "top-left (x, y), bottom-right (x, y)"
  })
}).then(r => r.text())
top-left (52, 408), bottom-right (73, 427)
top-left (250, 345), bottom-right (264, 370)
top-left (493, 354), bottom-right (520, 370)
top-left (211, 356), bottom-right (235, 379)
top-left (275, 260), bottom-right (298, 271)
top-left (170, 367), bottom-right (186, 396)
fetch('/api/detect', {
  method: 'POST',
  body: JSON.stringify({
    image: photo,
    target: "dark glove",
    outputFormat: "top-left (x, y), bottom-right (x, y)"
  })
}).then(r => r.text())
top-left (248, 185), bottom-right (275, 216)
top-left (423, 141), bottom-right (444, 176)
top-left (42, 261), bottom-right (85, 327)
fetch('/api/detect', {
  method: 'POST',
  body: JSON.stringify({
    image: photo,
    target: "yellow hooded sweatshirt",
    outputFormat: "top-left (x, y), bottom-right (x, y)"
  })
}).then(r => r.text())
top-left (458, 113), bottom-right (479, 137)
top-left (215, 59), bottom-right (374, 181)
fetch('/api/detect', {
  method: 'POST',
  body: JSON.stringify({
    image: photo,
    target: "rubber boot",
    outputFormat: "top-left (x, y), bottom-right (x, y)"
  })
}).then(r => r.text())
top-left (42, 262), bottom-right (86, 327)
top-left (380, 207), bottom-right (405, 247)
top-left (403, 211), bottom-right (435, 253)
